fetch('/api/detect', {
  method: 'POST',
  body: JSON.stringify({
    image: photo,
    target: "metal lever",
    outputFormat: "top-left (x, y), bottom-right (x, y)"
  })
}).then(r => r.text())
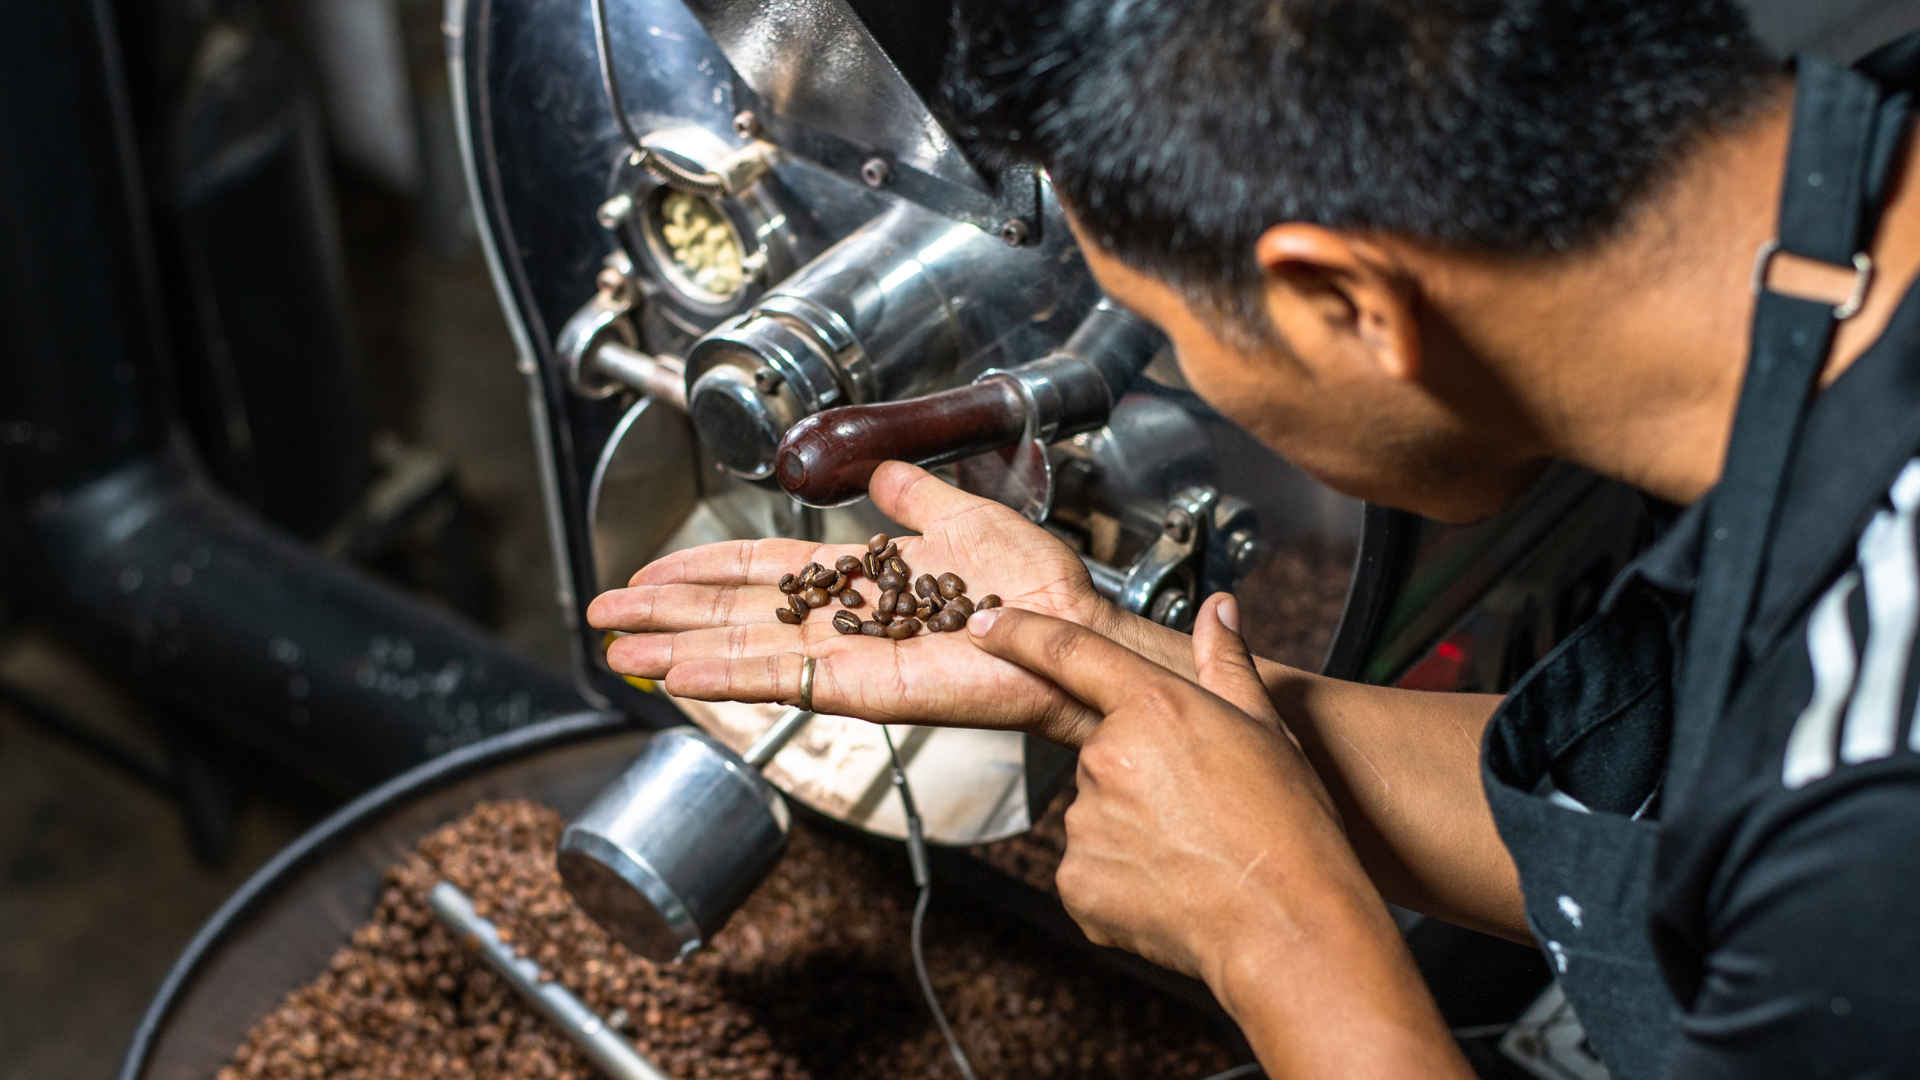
top-left (1082, 487), bottom-right (1260, 631)
top-left (772, 299), bottom-right (1164, 508)
top-left (774, 379), bottom-right (1030, 506)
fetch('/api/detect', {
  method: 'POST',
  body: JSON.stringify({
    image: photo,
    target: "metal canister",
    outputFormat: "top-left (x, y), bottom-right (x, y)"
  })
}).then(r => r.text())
top-left (558, 726), bottom-right (791, 961)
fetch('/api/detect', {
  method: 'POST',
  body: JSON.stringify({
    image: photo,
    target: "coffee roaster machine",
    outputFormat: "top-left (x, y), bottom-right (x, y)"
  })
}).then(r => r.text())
top-left (117, 0), bottom-right (1653, 1075)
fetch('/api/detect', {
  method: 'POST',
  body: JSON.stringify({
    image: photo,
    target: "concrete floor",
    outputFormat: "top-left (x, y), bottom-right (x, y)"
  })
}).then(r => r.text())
top-left (0, 639), bottom-right (327, 1080)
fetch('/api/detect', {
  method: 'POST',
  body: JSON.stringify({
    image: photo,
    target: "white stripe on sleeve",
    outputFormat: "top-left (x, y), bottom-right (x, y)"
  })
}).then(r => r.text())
top-left (1840, 460), bottom-right (1920, 765)
top-left (1784, 570), bottom-right (1862, 789)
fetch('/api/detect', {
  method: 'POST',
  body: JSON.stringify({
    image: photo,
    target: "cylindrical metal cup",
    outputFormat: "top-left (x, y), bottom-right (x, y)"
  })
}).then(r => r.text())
top-left (558, 726), bottom-right (790, 961)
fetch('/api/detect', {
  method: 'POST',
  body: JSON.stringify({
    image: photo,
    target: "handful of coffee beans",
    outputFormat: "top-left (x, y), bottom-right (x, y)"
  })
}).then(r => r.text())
top-left (775, 532), bottom-right (1000, 640)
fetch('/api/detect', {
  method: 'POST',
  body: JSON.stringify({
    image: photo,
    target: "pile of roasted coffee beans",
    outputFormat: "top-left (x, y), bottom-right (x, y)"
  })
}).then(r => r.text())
top-left (222, 800), bottom-right (1239, 1080)
top-left (775, 533), bottom-right (1000, 640)
top-left (973, 781), bottom-right (1076, 896)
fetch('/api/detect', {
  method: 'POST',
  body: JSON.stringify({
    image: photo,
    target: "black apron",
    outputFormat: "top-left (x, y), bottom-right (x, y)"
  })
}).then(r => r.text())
top-left (1482, 49), bottom-right (1915, 1079)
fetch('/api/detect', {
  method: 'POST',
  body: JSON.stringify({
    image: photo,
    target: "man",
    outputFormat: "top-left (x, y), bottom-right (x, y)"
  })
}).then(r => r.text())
top-left (588, 1), bottom-right (1920, 1075)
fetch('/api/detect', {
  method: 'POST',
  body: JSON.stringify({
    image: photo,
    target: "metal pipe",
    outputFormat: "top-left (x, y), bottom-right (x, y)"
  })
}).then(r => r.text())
top-left (23, 451), bottom-right (586, 789)
top-left (430, 881), bottom-right (671, 1080)
top-left (595, 343), bottom-right (687, 410)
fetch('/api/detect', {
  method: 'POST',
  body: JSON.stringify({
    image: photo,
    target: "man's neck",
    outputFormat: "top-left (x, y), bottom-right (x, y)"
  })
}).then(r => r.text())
top-left (1414, 82), bottom-right (1920, 506)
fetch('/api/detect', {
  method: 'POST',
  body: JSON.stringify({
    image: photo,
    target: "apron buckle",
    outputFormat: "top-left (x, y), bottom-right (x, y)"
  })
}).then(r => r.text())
top-left (1749, 238), bottom-right (1876, 320)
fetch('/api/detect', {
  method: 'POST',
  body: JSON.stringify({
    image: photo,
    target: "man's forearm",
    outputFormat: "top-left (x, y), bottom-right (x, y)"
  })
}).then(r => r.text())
top-left (1265, 669), bottom-right (1525, 941)
top-left (1106, 610), bottom-right (1526, 941)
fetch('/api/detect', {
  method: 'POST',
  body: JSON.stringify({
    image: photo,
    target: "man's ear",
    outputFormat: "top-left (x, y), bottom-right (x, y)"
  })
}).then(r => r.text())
top-left (1255, 224), bottom-right (1421, 383)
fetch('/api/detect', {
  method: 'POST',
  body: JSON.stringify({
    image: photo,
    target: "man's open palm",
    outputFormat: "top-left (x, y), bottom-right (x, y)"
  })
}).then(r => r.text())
top-left (588, 462), bottom-right (1111, 742)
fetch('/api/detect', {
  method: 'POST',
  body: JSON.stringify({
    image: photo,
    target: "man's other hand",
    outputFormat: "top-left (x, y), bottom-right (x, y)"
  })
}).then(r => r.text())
top-left (966, 593), bottom-right (1475, 1080)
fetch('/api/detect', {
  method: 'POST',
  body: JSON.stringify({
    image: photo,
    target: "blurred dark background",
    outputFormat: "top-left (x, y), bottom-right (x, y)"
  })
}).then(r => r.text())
top-left (0, 1), bottom-right (569, 1075)
top-left (3, 1), bottom-right (1919, 1077)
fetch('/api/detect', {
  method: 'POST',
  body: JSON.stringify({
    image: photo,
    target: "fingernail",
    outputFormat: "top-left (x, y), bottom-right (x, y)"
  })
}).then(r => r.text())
top-left (1216, 594), bottom-right (1240, 634)
top-left (968, 608), bottom-right (1001, 636)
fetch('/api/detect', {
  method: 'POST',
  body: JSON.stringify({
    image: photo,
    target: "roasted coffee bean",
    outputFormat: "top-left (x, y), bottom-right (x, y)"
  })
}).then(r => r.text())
top-left (817, 570), bottom-right (844, 593)
top-left (801, 587), bottom-right (831, 608)
top-left (928, 609), bottom-right (964, 633)
top-left (937, 572), bottom-right (965, 599)
top-left (885, 617), bottom-right (921, 640)
top-left (914, 574), bottom-right (938, 599)
top-left (915, 602), bottom-right (934, 620)
top-left (878, 541), bottom-right (899, 562)
top-left (832, 611), bottom-right (862, 635)
top-left (947, 594), bottom-right (974, 619)
top-left (878, 588), bottom-right (899, 616)
top-left (872, 607), bottom-right (893, 625)
top-left (835, 555), bottom-right (863, 578)
top-left (838, 590), bottom-right (863, 608)
top-left (894, 594), bottom-right (918, 617)
top-left (875, 570), bottom-right (906, 592)
top-left (799, 562), bottom-right (826, 585)
top-left (867, 532), bottom-right (890, 553)
top-left (776, 607), bottom-right (803, 625)
top-left (864, 552), bottom-right (882, 579)
top-left (926, 593), bottom-right (946, 612)
top-left (789, 595), bottom-right (811, 618)
top-left (977, 594), bottom-right (1001, 610)
top-left (887, 557), bottom-right (910, 578)
top-left (860, 619), bottom-right (888, 637)
top-left (778, 573), bottom-right (801, 595)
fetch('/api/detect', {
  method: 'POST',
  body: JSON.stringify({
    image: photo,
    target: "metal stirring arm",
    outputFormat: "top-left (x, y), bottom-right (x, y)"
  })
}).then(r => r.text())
top-left (743, 707), bottom-right (814, 768)
top-left (430, 881), bottom-right (671, 1080)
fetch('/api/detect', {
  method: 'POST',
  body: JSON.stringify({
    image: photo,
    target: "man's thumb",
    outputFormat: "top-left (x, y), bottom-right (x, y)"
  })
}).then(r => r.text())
top-left (1191, 593), bottom-right (1281, 726)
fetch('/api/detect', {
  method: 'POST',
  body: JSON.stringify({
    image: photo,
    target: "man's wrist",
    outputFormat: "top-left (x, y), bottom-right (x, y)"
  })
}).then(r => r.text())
top-left (1205, 873), bottom-right (1466, 1078)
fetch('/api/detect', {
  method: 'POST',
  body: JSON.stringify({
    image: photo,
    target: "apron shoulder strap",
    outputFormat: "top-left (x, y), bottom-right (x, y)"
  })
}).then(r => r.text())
top-left (1667, 56), bottom-right (1904, 808)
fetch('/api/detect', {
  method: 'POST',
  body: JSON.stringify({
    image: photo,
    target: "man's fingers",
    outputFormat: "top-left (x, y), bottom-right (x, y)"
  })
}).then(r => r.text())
top-left (869, 462), bottom-right (1005, 536)
top-left (1190, 593), bottom-right (1282, 726)
top-left (625, 537), bottom-right (859, 589)
top-left (967, 606), bottom-right (1184, 723)
top-left (589, 582), bottom-right (806, 633)
top-left (661, 644), bottom-right (923, 722)
top-left (606, 620), bottom-right (836, 678)
top-left (662, 651), bottom-right (815, 710)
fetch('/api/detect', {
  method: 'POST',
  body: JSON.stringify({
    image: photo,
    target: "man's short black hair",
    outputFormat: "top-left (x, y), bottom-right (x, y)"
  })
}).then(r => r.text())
top-left (945, 0), bottom-right (1776, 342)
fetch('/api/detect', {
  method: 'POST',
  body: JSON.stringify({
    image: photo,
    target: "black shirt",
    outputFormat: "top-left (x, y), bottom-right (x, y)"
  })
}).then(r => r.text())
top-left (1569, 270), bottom-right (1920, 1075)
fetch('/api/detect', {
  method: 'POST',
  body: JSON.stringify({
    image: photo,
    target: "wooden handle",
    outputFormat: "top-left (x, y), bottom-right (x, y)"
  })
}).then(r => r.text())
top-left (774, 380), bottom-right (1028, 505)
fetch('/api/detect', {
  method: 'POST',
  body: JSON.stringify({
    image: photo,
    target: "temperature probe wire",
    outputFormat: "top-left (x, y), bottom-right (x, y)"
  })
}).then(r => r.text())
top-left (588, 0), bottom-right (732, 199)
top-left (882, 726), bottom-right (1268, 1080)
top-left (882, 725), bottom-right (980, 1080)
